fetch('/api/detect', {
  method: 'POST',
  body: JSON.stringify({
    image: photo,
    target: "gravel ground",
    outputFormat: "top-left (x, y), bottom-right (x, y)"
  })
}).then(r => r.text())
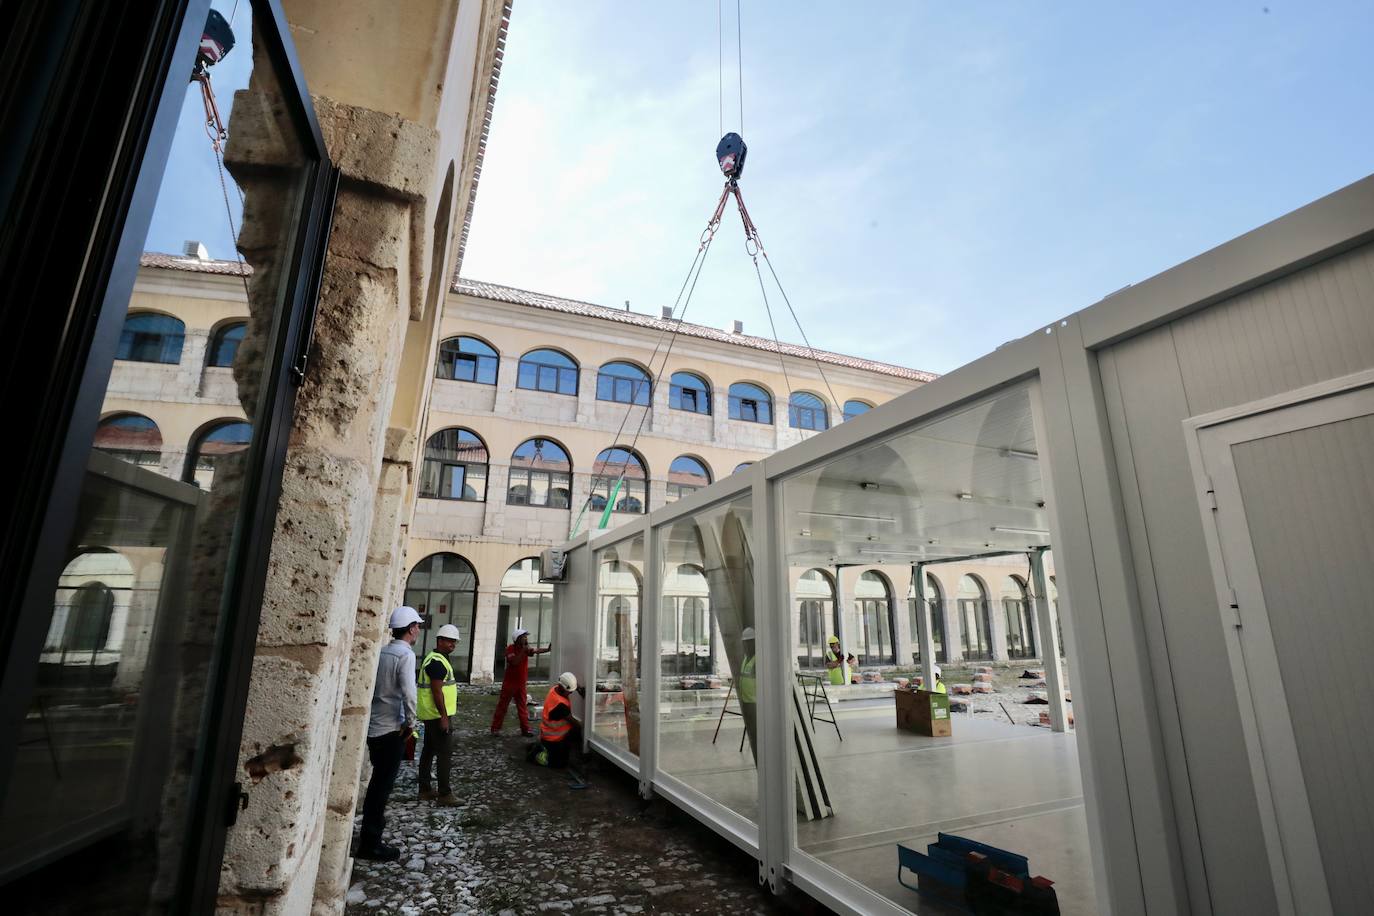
top-left (344, 687), bottom-right (831, 916)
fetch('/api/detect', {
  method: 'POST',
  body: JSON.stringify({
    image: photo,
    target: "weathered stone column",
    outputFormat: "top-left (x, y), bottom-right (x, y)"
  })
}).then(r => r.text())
top-left (310, 427), bottom-right (415, 912)
top-left (216, 96), bottom-right (436, 915)
top-left (575, 367), bottom-right (597, 424)
top-left (470, 586), bottom-right (501, 683)
top-left (892, 566), bottom-right (915, 665)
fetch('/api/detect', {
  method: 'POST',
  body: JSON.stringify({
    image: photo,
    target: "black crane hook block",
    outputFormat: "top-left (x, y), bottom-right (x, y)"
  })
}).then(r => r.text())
top-left (716, 132), bottom-right (747, 180)
top-left (195, 9), bottom-right (236, 75)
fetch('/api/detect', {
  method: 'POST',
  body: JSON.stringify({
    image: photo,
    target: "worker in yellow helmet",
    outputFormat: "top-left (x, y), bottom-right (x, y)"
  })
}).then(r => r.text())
top-left (824, 635), bottom-right (852, 686)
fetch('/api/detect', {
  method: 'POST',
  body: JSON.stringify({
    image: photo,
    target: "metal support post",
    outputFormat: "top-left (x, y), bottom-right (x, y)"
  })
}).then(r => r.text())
top-left (912, 564), bottom-right (938, 692)
top-left (640, 521), bottom-right (660, 798)
top-left (754, 466), bottom-right (791, 894)
top-left (1029, 549), bottom-right (1069, 732)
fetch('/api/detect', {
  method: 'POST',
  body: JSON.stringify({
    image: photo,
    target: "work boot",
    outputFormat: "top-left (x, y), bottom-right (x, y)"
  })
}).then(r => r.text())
top-left (355, 842), bottom-right (401, 862)
top-left (435, 794), bottom-right (462, 807)
top-left (418, 787), bottom-right (437, 801)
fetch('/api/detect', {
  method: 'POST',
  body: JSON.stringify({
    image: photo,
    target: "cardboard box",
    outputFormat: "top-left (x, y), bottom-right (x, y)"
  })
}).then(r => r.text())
top-left (895, 688), bottom-right (952, 736)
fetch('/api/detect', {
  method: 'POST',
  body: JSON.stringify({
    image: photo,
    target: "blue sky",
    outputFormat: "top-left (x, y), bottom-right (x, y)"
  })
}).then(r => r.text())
top-left (460, 1), bottom-right (1374, 374)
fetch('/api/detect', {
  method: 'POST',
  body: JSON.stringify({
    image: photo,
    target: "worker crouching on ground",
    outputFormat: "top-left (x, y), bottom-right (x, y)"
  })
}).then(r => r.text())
top-left (527, 671), bottom-right (585, 768)
top-left (417, 623), bottom-right (462, 806)
top-left (825, 635), bottom-right (854, 686)
top-left (490, 627), bottom-right (550, 736)
top-left (357, 606), bottom-right (421, 862)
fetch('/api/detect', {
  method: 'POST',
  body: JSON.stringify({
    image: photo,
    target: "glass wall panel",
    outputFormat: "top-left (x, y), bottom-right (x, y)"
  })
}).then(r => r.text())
top-left (403, 553), bottom-right (478, 680)
top-left (849, 570), bottom-right (896, 665)
top-left (1001, 575), bottom-right (1036, 659)
top-left (781, 385), bottom-right (1098, 914)
top-left (0, 3), bottom-right (331, 906)
top-left (657, 495), bottom-right (756, 822)
top-left (496, 558), bottom-right (554, 681)
top-left (593, 536), bottom-right (644, 756)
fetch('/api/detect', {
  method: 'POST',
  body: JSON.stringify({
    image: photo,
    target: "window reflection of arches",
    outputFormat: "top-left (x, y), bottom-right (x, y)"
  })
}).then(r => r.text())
top-left (666, 455), bottom-right (711, 502)
top-left (508, 437), bottom-right (571, 508)
top-left (436, 335), bottom-right (499, 384)
top-left (1002, 574), bottom-right (1036, 659)
top-left (795, 568), bottom-right (837, 668)
top-left (498, 557), bottom-right (554, 681)
top-left (419, 427), bottom-right (488, 502)
top-left (207, 321), bottom-right (246, 368)
top-left (733, 462), bottom-right (753, 475)
top-left (403, 552), bottom-right (478, 677)
top-left (662, 563), bottom-right (712, 676)
top-left (596, 361), bottom-right (651, 406)
top-left (789, 391), bottom-right (829, 431)
top-left (669, 371), bottom-right (711, 414)
top-left (728, 381), bottom-right (773, 424)
top-left (852, 570), bottom-right (896, 665)
top-left (117, 311), bottom-right (184, 364)
top-left (843, 399), bottom-right (873, 422)
top-left (63, 583), bottom-right (114, 654)
top-left (957, 574), bottom-right (993, 660)
top-left (517, 348), bottom-right (579, 395)
top-left (908, 571), bottom-right (947, 663)
top-left (95, 413), bottom-right (163, 470)
top-left (185, 419), bottom-right (251, 490)
top-left (590, 447), bottom-right (647, 514)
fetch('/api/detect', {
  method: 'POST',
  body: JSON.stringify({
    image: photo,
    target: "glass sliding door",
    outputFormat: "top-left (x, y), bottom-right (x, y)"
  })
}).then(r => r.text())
top-left (0, 2), bottom-right (336, 910)
top-left (593, 536), bottom-right (644, 757)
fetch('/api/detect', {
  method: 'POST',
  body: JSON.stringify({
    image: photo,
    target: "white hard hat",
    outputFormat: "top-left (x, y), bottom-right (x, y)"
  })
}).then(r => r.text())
top-left (513, 628), bottom-right (529, 641)
top-left (436, 624), bottom-right (460, 641)
top-left (741, 627), bottom-right (756, 641)
top-left (933, 664), bottom-right (942, 677)
top-left (558, 672), bottom-right (578, 692)
top-left (389, 606), bottom-right (422, 629)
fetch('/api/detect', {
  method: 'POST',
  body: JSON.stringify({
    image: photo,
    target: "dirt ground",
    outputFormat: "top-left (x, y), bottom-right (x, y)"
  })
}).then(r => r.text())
top-left (344, 688), bottom-right (833, 916)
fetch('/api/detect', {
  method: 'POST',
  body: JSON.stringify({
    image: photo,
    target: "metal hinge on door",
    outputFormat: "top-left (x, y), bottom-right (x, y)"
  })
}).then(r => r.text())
top-left (1205, 476), bottom-right (1218, 511)
top-left (1228, 587), bottom-right (1241, 628)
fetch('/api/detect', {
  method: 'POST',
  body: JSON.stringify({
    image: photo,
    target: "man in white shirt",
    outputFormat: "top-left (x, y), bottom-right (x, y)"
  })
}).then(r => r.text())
top-left (356, 606), bottom-right (421, 861)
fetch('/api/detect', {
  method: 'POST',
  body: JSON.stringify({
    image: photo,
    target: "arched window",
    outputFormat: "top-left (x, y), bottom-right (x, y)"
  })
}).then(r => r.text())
top-left (733, 462), bottom-right (753, 474)
top-left (497, 558), bottom-right (553, 680)
top-left (661, 564), bottom-right (712, 676)
top-left (590, 447), bottom-right (647, 514)
top-left (669, 371), bottom-right (711, 414)
top-left (1049, 572), bottom-right (1065, 658)
top-left (1002, 575), bottom-right (1036, 659)
top-left (517, 348), bottom-right (579, 395)
top-left (789, 391), bottom-right (829, 431)
top-left (185, 420), bottom-right (251, 490)
top-left (728, 382), bottom-right (772, 424)
top-left (908, 572), bottom-right (947, 663)
top-left (420, 428), bottom-right (488, 501)
top-left (666, 455), bottom-right (711, 502)
top-left (843, 399), bottom-right (873, 422)
top-left (852, 570), bottom-right (896, 665)
top-left (62, 582), bottom-right (114, 654)
top-left (94, 413), bottom-right (162, 469)
top-left (596, 361), bottom-right (651, 405)
top-left (795, 568), bottom-right (837, 669)
top-left (117, 312), bottom-right (185, 364)
top-left (404, 553), bottom-right (478, 677)
top-left (436, 335), bottom-right (498, 384)
top-left (508, 437), bottom-right (571, 508)
top-left (207, 321), bottom-right (246, 368)
top-left (958, 575), bottom-right (993, 660)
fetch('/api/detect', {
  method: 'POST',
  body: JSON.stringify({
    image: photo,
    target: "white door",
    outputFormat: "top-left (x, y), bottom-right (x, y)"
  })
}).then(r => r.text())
top-left (1187, 370), bottom-right (1374, 916)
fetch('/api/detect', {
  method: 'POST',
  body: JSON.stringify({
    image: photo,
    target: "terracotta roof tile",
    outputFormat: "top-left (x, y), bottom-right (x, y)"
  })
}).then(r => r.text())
top-left (139, 252), bottom-right (252, 276)
top-left (452, 278), bottom-right (938, 382)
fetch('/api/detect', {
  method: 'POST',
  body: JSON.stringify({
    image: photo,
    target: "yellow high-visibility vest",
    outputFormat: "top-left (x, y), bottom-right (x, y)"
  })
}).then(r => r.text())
top-left (416, 651), bottom-right (458, 720)
top-left (738, 655), bottom-right (757, 703)
top-left (825, 649), bottom-right (849, 686)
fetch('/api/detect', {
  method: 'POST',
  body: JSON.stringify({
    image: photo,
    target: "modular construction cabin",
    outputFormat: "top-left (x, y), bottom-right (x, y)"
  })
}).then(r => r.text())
top-left (546, 172), bottom-right (1374, 916)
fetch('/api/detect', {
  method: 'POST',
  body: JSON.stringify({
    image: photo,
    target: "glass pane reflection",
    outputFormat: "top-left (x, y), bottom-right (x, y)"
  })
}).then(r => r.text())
top-left (593, 536), bottom-right (644, 755)
top-left (657, 496), bottom-right (756, 823)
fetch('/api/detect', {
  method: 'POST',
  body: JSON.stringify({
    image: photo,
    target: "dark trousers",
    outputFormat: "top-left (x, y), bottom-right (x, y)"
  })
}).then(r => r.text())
top-left (359, 731), bottom-right (404, 850)
top-left (418, 720), bottom-right (451, 794)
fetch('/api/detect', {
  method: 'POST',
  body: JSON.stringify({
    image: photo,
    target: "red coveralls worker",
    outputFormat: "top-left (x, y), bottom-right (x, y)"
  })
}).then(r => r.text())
top-left (490, 627), bottom-right (550, 736)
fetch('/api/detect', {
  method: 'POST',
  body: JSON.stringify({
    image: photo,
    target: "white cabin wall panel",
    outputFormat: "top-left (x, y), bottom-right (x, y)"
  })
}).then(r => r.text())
top-left (1099, 334), bottom-right (1273, 916)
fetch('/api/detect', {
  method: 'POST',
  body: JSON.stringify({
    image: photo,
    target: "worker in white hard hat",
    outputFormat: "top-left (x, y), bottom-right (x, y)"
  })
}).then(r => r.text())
top-left (357, 606), bottom-right (422, 861)
top-left (528, 671), bottom-right (585, 769)
top-left (929, 664), bottom-right (947, 695)
top-left (737, 626), bottom-right (757, 707)
top-left (417, 623), bottom-right (462, 805)
top-left (490, 627), bottom-right (551, 737)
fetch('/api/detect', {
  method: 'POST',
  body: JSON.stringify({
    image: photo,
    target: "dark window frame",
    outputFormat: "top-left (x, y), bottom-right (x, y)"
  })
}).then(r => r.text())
top-left (789, 394), bottom-right (830, 431)
top-left (116, 312), bottom-right (186, 364)
top-left (668, 373), bottom-right (711, 415)
top-left (420, 428), bottom-right (489, 502)
top-left (436, 336), bottom-right (498, 385)
top-left (517, 350), bottom-right (579, 396)
top-left (207, 321), bottom-right (246, 368)
top-left (596, 362), bottom-right (651, 406)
